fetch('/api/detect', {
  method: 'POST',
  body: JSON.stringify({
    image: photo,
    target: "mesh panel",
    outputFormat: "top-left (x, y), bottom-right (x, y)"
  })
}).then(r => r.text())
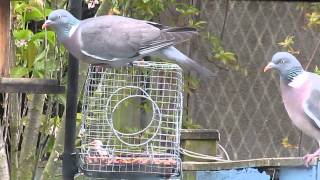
top-left (189, 0), bottom-right (320, 160)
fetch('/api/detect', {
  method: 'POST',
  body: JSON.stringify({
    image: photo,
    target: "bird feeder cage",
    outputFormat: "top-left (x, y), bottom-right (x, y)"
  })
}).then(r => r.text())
top-left (79, 61), bottom-right (184, 179)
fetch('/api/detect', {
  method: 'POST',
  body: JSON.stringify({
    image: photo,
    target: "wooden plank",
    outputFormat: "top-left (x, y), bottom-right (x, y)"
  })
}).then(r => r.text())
top-left (0, 78), bottom-right (65, 94)
top-left (181, 129), bottom-right (220, 140)
top-left (182, 157), bottom-right (318, 171)
top-left (0, 0), bottom-right (10, 77)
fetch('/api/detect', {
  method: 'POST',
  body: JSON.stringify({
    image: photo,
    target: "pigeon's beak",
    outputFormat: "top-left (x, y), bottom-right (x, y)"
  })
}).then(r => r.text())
top-left (264, 62), bottom-right (276, 72)
top-left (42, 20), bottom-right (53, 29)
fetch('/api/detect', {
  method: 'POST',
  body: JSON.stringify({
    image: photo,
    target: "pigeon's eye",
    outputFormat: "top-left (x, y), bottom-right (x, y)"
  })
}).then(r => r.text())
top-left (280, 59), bottom-right (285, 64)
top-left (58, 15), bottom-right (62, 19)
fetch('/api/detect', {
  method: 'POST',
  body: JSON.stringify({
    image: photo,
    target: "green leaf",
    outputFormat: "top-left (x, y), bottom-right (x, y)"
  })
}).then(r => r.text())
top-left (11, 67), bottom-right (29, 78)
top-left (32, 69), bottom-right (45, 78)
top-left (35, 50), bottom-right (46, 62)
top-left (25, 6), bottom-right (44, 21)
top-left (76, 113), bottom-right (82, 122)
top-left (22, 116), bottom-right (29, 126)
top-left (221, 52), bottom-right (236, 62)
top-left (182, 119), bottom-right (202, 129)
top-left (190, 20), bottom-right (207, 29)
top-left (214, 51), bottom-right (237, 66)
top-left (27, 42), bottom-right (37, 69)
top-left (46, 59), bottom-right (57, 70)
top-left (307, 12), bottom-right (320, 27)
top-left (46, 136), bottom-right (55, 153)
top-left (33, 57), bottom-right (45, 71)
top-left (14, 3), bottom-right (28, 14)
top-left (278, 35), bottom-right (295, 48)
top-left (176, 3), bottom-right (199, 16)
top-left (31, 31), bottom-right (56, 45)
top-left (56, 94), bottom-right (66, 106)
top-left (45, 8), bottom-right (53, 17)
top-left (13, 29), bottom-right (33, 40)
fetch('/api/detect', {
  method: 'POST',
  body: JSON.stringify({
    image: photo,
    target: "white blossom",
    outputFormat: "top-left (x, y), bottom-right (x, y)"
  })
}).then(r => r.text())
top-left (15, 39), bottom-right (28, 47)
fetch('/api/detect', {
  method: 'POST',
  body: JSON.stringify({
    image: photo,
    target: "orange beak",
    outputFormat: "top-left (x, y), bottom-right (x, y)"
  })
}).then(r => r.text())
top-left (42, 20), bottom-right (53, 29)
top-left (263, 62), bottom-right (276, 72)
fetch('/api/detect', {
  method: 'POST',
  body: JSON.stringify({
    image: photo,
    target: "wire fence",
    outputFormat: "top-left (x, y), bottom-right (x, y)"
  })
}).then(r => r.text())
top-left (189, 0), bottom-right (320, 160)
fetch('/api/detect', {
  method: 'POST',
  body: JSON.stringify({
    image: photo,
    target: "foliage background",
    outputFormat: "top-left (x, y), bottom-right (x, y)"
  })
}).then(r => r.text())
top-left (2, 0), bottom-right (320, 179)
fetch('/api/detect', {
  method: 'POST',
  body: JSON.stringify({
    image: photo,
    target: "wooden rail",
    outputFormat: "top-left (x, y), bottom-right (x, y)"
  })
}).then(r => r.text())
top-left (0, 78), bottom-right (65, 94)
top-left (183, 157), bottom-right (317, 171)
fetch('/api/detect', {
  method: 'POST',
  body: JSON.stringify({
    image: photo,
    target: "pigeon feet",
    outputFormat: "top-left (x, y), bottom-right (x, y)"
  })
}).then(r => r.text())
top-left (303, 154), bottom-right (317, 167)
top-left (303, 148), bottom-right (320, 167)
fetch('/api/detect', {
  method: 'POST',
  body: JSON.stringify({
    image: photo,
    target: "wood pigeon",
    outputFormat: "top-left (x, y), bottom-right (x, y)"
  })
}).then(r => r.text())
top-left (264, 52), bottom-right (320, 166)
top-left (42, 9), bottom-right (215, 77)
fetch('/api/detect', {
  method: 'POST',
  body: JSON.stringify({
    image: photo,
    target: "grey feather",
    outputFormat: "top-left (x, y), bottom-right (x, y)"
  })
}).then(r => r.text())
top-left (155, 46), bottom-right (215, 77)
top-left (303, 90), bottom-right (320, 129)
top-left (79, 15), bottom-right (160, 59)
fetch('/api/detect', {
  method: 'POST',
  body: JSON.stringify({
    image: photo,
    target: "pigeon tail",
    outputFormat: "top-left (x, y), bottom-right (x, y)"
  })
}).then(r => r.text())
top-left (156, 46), bottom-right (215, 78)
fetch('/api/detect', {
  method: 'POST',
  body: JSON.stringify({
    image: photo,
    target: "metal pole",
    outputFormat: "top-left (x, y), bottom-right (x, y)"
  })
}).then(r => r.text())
top-left (63, 0), bottom-right (82, 179)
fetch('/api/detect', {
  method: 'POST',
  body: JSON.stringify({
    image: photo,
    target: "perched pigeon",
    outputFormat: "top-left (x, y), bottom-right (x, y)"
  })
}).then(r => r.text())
top-left (42, 9), bottom-right (215, 77)
top-left (264, 52), bottom-right (320, 166)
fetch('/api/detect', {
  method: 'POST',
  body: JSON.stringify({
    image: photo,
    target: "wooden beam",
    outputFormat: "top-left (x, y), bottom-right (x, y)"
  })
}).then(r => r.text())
top-left (181, 129), bottom-right (220, 140)
top-left (0, 0), bottom-right (10, 77)
top-left (0, 78), bottom-right (65, 94)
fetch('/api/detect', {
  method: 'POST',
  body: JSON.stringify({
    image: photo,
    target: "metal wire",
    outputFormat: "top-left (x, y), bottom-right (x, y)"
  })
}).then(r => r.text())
top-left (179, 147), bottom-right (230, 162)
top-left (218, 143), bottom-right (231, 161)
top-left (79, 61), bottom-right (184, 178)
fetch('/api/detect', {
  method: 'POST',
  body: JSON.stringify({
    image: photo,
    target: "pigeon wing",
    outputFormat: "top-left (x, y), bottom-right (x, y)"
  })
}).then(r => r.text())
top-left (79, 16), bottom-right (162, 60)
top-left (78, 16), bottom-right (197, 60)
top-left (303, 89), bottom-right (320, 129)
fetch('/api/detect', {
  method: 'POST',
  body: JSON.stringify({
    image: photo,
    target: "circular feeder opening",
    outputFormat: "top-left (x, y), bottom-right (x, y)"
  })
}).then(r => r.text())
top-left (112, 96), bottom-right (154, 134)
top-left (106, 86), bottom-right (162, 146)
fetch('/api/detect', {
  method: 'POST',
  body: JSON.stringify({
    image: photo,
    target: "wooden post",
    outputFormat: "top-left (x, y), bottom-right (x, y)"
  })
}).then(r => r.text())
top-left (0, 0), bottom-right (10, 77)
top-left (0, 1), bottom-right (10, 178)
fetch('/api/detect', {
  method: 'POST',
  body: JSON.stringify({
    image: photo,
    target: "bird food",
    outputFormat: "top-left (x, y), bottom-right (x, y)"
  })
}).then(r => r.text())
top-left (79, 61), bottom-right (183, 178)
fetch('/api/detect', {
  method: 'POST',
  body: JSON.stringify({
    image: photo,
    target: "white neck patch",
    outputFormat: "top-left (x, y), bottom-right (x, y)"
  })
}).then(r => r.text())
top-left (68, 24), bottom-right (79, 37)
top-left (288, 72), bottom-right (308, 88)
